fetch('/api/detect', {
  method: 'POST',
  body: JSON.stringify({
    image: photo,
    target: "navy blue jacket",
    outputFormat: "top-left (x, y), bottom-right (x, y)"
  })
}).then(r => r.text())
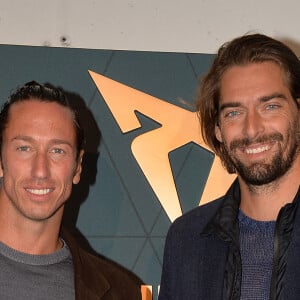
top-left (158, 180), bottom-right (300, 300)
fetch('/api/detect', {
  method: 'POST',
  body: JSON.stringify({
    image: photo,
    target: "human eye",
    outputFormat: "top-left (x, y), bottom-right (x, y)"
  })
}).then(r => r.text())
top-left (50, 148), bottom-right (65, 155)
top-left (265, 103), bottom-right (280, 110)
top-left (17, 145), bottom-right (31, 152)
top-left (223, 109), bottom-right (240, 119)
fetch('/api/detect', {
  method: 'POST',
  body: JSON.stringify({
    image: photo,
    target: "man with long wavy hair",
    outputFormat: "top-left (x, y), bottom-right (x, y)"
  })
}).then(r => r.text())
top-left (159, 34), bottom-right (300, 300)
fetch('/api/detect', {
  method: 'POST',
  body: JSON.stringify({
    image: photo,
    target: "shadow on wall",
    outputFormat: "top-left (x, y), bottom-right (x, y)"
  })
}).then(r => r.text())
top-left (60, 88), bottom-right (144, 286)
top-left (61, 89), bottom-right (101, 235)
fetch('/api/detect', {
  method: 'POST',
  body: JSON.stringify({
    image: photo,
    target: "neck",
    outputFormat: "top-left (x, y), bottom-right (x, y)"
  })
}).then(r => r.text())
top-left (0, 196), bottom-right (63, 255)
top-left (239, 155), bottom-right (300, 221)
top-left (0, 220), bottom-right (63, 255)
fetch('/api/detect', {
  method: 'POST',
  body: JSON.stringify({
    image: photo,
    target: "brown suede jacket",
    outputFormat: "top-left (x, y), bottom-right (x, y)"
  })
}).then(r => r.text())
top-left (61, 228), bottom-right (142, 300)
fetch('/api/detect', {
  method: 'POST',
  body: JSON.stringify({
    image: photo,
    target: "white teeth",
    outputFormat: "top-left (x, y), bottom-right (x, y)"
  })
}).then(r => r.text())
top-left (245, 145), bottom-right (270, 154)
top-left (26, 189), bottom-right (51, 195)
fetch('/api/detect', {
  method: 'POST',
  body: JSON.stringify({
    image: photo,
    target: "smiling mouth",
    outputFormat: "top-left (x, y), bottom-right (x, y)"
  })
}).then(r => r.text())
top-left (26, 188), bottom-right (52, 195)
top-left (244, 145), bottom-right (271, 154)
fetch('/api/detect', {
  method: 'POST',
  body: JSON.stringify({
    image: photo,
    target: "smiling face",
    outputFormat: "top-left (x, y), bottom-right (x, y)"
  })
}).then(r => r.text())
top-left (0, 99), bottom-right (83, 224)
top-left (215, 62), bottom-right (300, 186)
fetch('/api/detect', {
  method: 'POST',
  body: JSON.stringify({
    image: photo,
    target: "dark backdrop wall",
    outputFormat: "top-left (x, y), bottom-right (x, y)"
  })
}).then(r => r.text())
top-left (0, 44), bottom-right (215, 298)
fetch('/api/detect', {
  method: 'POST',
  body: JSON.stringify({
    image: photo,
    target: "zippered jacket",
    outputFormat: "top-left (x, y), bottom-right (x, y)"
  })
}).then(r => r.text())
top-left (159, 180), bottom-right (300, 300)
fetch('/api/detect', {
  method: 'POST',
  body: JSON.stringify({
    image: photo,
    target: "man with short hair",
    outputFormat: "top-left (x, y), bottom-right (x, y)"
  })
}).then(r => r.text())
top-left (0, 81), bottom-right (142, 299)
top-left (159, 34), bottom-right (300, 299)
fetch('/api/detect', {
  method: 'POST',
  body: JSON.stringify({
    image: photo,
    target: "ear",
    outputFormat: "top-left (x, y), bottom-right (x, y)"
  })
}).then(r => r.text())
top-left (215, 124), bottom-right (223, 143)
top-left (0, 159), bottom-right (3, 178)
top-left (73, 150), bottom-right (84, 185)
top-left (0, 152), bottom-right (4, 178)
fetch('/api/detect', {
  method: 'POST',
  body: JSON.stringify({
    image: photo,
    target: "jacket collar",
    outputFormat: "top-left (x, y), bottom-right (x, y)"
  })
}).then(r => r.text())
top-left (203, 178), bottom-right (241, 245)
top-left (202, 179), bottom-right (300, 300)
top-left (60, 227), bottom-right (110, 300)
top-left (203, 179), bottom-right (300, 243)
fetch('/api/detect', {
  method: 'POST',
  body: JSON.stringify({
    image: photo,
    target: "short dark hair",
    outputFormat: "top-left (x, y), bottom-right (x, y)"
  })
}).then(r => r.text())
top-left (0, 81), bottom-right (84, 157)
top-left (196, 33), bottom-right (300, 173)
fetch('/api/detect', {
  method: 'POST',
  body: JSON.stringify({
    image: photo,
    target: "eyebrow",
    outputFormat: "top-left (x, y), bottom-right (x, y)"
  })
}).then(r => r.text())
top-left (219, 102), bottom-right (240, 112)
top-left (11, 135), bottom-right (73, 148)
top-left (258, 92), bottom-right (287, 103)
top-left (219, 93), bottom-right (288, 112)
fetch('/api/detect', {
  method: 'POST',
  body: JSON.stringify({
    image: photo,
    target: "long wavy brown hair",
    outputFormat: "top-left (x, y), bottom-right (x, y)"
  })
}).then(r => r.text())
top-left (196, 33), bottom-right (300, 173)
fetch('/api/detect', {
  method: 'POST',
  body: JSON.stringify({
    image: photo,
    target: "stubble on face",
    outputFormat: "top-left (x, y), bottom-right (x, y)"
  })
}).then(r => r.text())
top-left (216, 62), bottom-right (300, 190)
top-left (222, 125), bottom-right (299, 187)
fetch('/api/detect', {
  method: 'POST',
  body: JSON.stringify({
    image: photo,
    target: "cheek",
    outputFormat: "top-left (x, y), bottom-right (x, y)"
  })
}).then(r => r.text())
top-left (1, 158), bottom-right (24, 180)
top-left (218, 126), bottom-right (235, 146)
top-left (59, 168), bottom-right (77, 184)
top-left (56, 163), bottom-right (80, 187)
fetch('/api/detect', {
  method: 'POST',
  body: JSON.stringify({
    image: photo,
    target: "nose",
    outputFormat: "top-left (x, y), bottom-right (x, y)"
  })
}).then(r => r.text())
top-left (243, 109), bottom-right (264, 139)
top-left (31, 152), bottom-right (50, 179)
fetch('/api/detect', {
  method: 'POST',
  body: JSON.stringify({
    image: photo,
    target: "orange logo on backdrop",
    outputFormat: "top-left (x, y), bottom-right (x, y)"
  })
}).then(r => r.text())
top-left (89, 71), bottom-right (236, 222)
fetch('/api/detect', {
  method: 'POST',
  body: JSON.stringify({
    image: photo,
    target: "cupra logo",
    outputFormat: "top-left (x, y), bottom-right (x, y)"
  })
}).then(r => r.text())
top-left (89, 71), bottom-right (236, 222)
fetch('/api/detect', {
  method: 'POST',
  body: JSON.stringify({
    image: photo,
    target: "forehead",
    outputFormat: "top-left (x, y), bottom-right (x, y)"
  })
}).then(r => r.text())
top-left (219, 62), bottom-right (289, 102)
top-left (5, 100), bottom-right (76, 142)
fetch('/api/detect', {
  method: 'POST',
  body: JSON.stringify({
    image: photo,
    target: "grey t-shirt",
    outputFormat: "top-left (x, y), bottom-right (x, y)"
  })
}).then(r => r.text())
top-left (0, 239), bottom-right (75, 299)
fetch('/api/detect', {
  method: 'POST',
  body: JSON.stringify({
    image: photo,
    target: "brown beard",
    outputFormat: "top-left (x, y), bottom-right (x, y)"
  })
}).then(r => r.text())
top-left (224, 132), bottom-right (299, 185)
